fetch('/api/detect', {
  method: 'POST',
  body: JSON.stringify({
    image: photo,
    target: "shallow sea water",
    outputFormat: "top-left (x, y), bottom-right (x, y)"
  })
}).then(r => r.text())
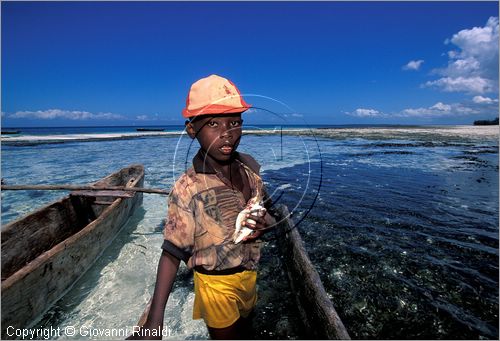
top-left (1, 126), bottom-right (498, 339)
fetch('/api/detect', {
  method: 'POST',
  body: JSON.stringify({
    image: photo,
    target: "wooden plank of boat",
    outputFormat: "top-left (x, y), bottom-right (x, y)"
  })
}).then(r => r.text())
top-left (130, 204), bottom-right (349, 339)
top-left (274, 204), bottom-right (350, 339)
top-left (70, 190), bottom-right (135, 198)
top-left (1, 130), bottom-right (21, 135)
top-left (1, 164), bottom-right (145, 338)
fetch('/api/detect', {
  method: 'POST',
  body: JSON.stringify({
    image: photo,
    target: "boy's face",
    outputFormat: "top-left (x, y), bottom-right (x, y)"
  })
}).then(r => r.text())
top-left (186, 113), bottom-right (243, 162)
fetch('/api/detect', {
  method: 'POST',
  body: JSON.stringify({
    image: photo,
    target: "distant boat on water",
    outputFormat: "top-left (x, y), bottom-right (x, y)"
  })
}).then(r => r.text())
top-left (1, 130), bottom-right (21, 135)
top-left (473, 117), bottom-right (499, 126)
top-left (136, 128), bottom-right (165, 132)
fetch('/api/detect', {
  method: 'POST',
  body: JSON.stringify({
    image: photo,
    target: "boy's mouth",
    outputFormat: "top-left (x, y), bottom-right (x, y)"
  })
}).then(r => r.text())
top-left (219, 144), bottom-right (233, 155)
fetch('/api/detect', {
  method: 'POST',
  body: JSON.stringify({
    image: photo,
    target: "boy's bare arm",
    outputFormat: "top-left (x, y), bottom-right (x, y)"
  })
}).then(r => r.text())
top-left (146, 251), bottom-right (180, 326)
top-left (128, 250), bottom-right (180, 339)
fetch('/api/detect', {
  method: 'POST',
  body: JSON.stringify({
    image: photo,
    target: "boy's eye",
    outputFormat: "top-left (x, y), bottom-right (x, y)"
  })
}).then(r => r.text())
top-left (207, 121), bottom-right (218, 127)
top-left (230, 120), bottom-right (242, 127)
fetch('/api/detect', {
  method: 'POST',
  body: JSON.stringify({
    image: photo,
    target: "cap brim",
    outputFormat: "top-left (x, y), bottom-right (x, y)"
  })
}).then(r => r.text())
top-left (182, 104), bottom-right (252, 118)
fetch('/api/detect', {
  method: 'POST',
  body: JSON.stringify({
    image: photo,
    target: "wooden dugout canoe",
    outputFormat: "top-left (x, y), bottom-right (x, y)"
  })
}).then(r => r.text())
top-left (133, 204), bottom-right (350, 339)
top-left (273, 204), bottom-right (350, 339)
top-left (1, 164), bottom-right (145, 338)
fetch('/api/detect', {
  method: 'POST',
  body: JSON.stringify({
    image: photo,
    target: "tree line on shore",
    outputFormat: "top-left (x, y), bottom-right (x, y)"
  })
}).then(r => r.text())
top-left (473, 117), bottom-right (499, 126)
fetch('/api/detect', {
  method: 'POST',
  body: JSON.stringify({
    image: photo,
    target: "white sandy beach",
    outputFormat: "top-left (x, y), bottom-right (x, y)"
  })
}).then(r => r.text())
top-left (306, 125), bottom-right (499, 141)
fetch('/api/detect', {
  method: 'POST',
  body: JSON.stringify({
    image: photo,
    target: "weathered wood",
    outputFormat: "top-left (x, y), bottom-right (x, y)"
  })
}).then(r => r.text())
top-left (1, 164), bottom-right (145, 338)
top-left (70, 190), bottom-right (135, 198)
top-left (1, 184), bottom-right (169, 195)
top-left (94, 201), bottom-right (115, 205)
top-left (275, 205), bottom-right (350, 339)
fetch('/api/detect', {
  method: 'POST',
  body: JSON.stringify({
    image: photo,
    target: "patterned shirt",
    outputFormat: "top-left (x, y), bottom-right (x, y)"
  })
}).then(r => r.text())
top-left (162, 150), bottom-right (268, 271)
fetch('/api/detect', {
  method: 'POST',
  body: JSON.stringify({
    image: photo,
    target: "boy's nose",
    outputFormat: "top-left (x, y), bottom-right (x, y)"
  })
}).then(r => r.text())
top-left (220, 129), bottom-right (232, 139)
top-left (220, 125), bottom-right (232, 138)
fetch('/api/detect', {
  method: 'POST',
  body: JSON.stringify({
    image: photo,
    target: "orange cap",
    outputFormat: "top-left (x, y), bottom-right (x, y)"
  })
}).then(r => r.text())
top-left (182, 74), bottom-right (252, 118)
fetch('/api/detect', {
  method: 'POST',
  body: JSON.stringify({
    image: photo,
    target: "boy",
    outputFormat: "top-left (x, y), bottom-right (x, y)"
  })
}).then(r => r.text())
top-left (130, 75), bottom-right (275, 340)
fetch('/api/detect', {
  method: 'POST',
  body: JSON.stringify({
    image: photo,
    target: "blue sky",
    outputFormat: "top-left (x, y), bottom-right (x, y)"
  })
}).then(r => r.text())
top-left (1, 1), bottom-right (498, 127)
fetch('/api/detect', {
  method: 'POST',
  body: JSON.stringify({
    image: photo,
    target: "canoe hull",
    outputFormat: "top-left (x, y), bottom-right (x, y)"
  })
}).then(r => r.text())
top-left (1, 165), bottom-right (144, 337)
top-left (274, 205), bottom-right (350, 339)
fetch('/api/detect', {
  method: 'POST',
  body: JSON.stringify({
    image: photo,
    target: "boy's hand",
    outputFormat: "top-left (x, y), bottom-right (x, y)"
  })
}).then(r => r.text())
top-left (241, 210), bottom-right (272, 242)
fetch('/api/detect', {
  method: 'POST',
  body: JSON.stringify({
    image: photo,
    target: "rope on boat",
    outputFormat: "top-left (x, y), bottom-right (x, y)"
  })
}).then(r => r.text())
top-left (0, 184), bottom-right (169, 195)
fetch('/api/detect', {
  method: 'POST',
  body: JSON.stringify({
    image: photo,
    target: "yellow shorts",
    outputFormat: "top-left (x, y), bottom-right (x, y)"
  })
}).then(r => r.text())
top-left (193, 270), bottom-right (257, 329)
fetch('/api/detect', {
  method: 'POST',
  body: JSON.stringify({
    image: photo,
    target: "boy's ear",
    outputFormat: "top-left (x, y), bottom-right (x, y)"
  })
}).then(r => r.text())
top-left (185, 120), bottom-right (196, 139)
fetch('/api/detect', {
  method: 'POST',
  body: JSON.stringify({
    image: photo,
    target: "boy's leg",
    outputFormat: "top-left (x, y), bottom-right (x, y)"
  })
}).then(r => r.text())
top-left (207, 313), bottom-right (254, 340)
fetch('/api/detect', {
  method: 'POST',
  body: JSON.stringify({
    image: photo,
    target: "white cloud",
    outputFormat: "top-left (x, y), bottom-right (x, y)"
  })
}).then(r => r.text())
top-left (400, 101), bottom-right (480, 117)
top-left (424, 76), bottom-right (495, 93)
top-left (425, 17), bottom-right (499, 94)
top-left (447, 57), bottom-right (480, 75)
top-left (399, 101), bottom-right (482, 117)
top-left (346, 108), bottom-right (386, 118)
top-left (8, 109), bottom-right (125, 120)
top-left (403, 59), bottom-right (424, 71)
top-left (345, 100), bottom-right (496, 119)
top-left (448, 17), bottom-right (498, 59)
top-left (135, 113), bottom-right (160, 121)
top-left (282, 112), bottom-right (304, 119)
top-left (430, 102), bottom-right (452, 111)
top-left (472, 95), bottom-right (499, 104)
top-left (399, 107), bottom-right (430, 117)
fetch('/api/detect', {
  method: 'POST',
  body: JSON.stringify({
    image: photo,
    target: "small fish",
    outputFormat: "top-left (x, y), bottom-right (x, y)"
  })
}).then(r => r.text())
top-left (233, 200), bottom-right (266, 244)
